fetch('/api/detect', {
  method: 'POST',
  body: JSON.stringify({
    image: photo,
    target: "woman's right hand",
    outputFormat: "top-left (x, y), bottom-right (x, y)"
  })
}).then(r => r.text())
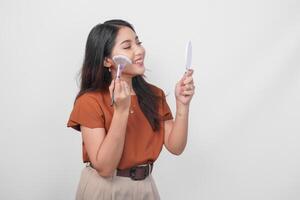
top-left (109, 79), bottom-right (131, 113)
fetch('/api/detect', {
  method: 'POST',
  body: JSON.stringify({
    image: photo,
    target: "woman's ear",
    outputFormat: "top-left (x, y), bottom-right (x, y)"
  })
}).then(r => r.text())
top-left (103, 57), bottom-right (113, 69)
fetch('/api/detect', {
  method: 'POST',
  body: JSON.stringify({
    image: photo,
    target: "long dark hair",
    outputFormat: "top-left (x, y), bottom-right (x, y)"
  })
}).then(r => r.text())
top-left (75, 19), bottom-right (162, 132)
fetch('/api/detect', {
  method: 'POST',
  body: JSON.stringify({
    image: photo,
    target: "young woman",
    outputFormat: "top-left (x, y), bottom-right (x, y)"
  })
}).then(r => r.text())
top-left (67, 19), bottom-right (195, 200)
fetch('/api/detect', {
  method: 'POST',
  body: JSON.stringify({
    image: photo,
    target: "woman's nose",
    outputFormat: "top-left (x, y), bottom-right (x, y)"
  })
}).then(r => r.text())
top-left (135, 45), bottom-right (145, 55)
top-left (134, 45), bottom-right (144, 56)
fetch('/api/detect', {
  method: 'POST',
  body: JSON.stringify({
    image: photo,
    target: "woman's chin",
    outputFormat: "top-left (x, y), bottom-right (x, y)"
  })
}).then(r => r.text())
top-left (122, 70), bottom-right (145, 78)
top-left (133, 65), bottom-right (146, 75)
top-left (138, 67), bottom-right (146, 75)
top-left (132, 72), bottom-right (145, 77)
top-left (122, 65), bottom-right (146, 77)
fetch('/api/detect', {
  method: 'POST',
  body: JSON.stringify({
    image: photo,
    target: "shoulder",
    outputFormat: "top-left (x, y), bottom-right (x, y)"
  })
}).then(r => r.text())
top-left (70, 90), bottom-right (109, 117)
top-left (73, 91), bottom-right (110, 113)
top-left (75, 90), bottom-right (108, 105)
top-left (67, 91), bottom-right (107, 131)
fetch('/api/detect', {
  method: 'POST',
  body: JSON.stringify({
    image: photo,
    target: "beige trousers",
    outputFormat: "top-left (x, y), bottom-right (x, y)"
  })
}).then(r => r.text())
top-left (75, 165), bottom-right (161, 200)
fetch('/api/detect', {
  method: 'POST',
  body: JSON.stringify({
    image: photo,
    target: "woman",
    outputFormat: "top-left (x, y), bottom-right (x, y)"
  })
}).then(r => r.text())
top-left (67, 19), bottom-right (195, 200)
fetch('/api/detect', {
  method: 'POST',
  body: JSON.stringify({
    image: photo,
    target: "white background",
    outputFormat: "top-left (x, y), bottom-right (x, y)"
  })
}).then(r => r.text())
top-left (0, 0), bottom-right (299, 199)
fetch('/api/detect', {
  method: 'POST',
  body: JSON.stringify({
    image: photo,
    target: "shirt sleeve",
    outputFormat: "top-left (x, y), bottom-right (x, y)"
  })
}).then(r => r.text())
top-left (67, 94), bottom-right (105, 132)
top-left (161, 90), bottom-right (174, 121)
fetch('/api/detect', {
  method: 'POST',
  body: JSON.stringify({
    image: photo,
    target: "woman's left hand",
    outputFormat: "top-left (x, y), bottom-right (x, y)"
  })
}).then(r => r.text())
top-left (175, 69), bottom-right (195, 106)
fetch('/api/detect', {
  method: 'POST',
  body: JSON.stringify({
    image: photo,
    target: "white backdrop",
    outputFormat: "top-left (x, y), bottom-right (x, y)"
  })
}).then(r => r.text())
top-left (0, 0), bottom-right (299, 199)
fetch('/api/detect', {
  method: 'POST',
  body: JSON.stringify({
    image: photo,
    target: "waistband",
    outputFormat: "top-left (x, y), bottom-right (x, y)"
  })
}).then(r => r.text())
top-left (86, 162), bottom-right (154, 181)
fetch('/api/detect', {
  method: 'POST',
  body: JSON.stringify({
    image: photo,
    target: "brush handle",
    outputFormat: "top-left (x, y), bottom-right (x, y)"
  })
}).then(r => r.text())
top-left (111, 66), bottom-right (119, 106)
top-left (116, 64), bottom-right (121, 79)
top-left (110, 79), bottom-right (116, 106)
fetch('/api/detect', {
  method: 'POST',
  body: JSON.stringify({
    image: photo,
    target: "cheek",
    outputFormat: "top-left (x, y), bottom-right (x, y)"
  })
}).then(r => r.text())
top-left (123, 63), bottom-right (144, 74)
top-left (111, 47), bottom-right (133, 58)
top-left (110, 53), bottom-right (134, 67)
top-left (141, 47), bottom-right (146, 56)
top-left (123, 65), bottom-right (135, 72)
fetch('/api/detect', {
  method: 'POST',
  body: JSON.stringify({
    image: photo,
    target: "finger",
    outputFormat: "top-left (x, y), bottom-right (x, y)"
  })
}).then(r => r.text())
top-left (125, 83), bottom-right (130, 96)
top-left (180, 74), bottom-right (186, 83)
top-left (183, 76), bottom-right (193, 85)
top-left (115, 78), bottom-right (121, 94)
top-left (180, 75), bottom-right (188, 86)
top-left (109, 79), bottom-right (115, 92)
top-left (119, 80), bottom-right (125, 93)
top-left (186, 69), bottom-right (194, 76)
top-left (181, 90), bottom-right (194, 96)
top-left (121, 81), bottom-right (129, 96)
top-left (185, 69), bottom-right (194, 77)
top-left (123, 85), bottom-right (129, 96)
top-left (183, 84), bottom-right (195, 91)
top-left (181, 72), bottom-right (193, 84)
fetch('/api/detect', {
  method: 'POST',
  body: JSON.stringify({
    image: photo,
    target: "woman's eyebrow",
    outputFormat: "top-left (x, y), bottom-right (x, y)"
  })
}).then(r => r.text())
top-left (120, 40), bottom-right (130, 45)
top-left (120, 36), bottom-right (139, 45)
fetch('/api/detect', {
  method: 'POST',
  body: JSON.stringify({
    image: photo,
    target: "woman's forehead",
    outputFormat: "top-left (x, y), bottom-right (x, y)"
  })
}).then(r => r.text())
top-left (115, 27), bottom-right (137, 44)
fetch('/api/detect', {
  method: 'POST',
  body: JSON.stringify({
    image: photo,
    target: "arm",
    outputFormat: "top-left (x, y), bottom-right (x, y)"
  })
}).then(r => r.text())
top-left (164, 104), bottom-right (189, 155)
top-left (81, 110), bottom-right (129, 177)
top-left (164, 69), bottom-right (195, 155)
top-left (81, 79), bottom-right (131, 177)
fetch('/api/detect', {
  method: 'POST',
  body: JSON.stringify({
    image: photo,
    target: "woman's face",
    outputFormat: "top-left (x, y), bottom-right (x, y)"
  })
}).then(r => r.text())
top-left (109, 26), bottom-right (146, 78)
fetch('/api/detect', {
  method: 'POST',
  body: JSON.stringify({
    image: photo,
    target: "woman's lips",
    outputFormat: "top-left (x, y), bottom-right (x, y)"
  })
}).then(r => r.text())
top-left (133, 60), bottom-right (144, 67)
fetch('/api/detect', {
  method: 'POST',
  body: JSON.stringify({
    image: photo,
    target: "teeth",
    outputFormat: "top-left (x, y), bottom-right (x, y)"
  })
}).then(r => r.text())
top-left (134, 60), bottom-right (143, 64)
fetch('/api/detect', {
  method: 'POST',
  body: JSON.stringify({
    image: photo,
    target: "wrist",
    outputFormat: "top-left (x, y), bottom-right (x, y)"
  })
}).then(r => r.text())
top-left (114, 108), bottom-right (130, 117)
top-left (176, 100), bottom-right (190, 109)
top-left (176, 103), bottom-right (189, 116)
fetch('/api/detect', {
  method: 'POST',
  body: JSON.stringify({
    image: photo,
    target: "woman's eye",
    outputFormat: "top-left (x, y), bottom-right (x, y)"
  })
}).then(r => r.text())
top-left (123, 42), bottom-right (142, 49)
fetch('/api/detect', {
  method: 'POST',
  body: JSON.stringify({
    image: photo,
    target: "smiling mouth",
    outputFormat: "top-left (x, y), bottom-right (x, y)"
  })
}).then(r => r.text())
top-left (133, 59), bottom-right (144, 67)
top-left (133, 59), bottom-right (143, 64)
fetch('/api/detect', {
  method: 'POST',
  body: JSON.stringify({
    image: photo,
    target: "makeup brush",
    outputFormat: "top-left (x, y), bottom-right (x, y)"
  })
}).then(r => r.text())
top-left (110, 55), bottom-right (132, 106)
